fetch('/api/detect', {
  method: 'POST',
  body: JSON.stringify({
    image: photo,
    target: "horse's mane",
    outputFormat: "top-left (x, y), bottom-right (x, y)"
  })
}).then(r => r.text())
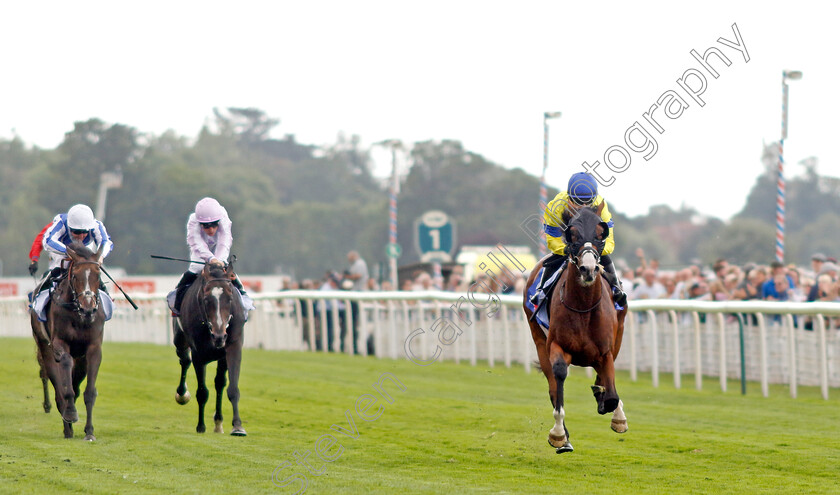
top-left (66, 241), bottom-right (96, 259)
top-left (206, 265), bottom-right (228, 280)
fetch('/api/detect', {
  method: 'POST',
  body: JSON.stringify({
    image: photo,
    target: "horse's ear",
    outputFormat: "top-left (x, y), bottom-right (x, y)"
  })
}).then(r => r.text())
top-left (66, 244), bottom-right (79, 261)
top-left (595, 202), bottom-right (605, 216)
top-left (597, 222), bottom-right (610, 241)
top-left (225, 255), bottom-right (237, 279)
top-left (95, 243), bottom-right (105, 262)
top-left (561, 208), bottom-right (574, 226)
top-left (564, 225), bottom-right (575, 245)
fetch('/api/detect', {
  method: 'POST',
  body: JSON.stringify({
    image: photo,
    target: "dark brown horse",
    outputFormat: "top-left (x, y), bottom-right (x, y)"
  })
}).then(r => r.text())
top-left (173, 262), bottom-right (247, 436)
top-left (523, 207), bottom-right (628, 453)
top-left (30, 242), bottom-right (106, 440)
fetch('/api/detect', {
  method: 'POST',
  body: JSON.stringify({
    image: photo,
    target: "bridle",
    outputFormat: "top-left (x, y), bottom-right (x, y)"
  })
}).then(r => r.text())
top-left (561, 241), bottom-right (603, 314)
top-left (196, 275), bottom-right (235, 332)
top-left (569, 241), bottom-right (601, 269)
top-left (60, 259), bottom-right (102, 316)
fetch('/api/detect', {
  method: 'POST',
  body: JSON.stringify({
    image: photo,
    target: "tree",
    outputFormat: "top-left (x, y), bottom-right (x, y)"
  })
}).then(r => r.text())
top-left (698, 218), bottom-right (775, 265)
top-left (29, 119), bottom-right (141, 214)
top-left (212, 107), bottom-right (279, 145)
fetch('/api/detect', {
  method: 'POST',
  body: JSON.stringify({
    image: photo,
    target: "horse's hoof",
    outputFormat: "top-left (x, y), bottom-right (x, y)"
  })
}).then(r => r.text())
top-left (214, 420), bottom-right (224, 434)
top-left (555, 441), bottom-right (574, 454)
top-left (611, 419), bottom-right (628, 434)
top-left (231, 428), bottom-right (247, 437)
top-left (196, 425), bottom-right (206, 433)
top-left (84, 434), bottom-right (96, 442)
top-left (175, 391), bottom-right (191, 405)
top-left (43, 403), bottom-right (51, 413)
top-left (548, 434), bottom-right (567, 449)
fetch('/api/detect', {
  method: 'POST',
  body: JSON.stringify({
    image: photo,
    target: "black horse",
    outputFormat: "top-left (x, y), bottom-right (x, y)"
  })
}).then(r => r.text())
top-left (173, 262), bottom-right (247, 436)
top-left (30, 242), bottom-right (106, 440)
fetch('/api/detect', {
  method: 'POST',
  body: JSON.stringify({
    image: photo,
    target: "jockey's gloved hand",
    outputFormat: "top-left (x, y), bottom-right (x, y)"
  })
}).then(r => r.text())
top-left (28, 260), bottom-right (38, 276)
top-left (209, 258), bottom-right (224, 267)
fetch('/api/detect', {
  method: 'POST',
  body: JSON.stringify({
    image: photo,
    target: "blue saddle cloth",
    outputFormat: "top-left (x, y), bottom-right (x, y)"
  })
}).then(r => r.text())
top-left (527, 268), bottom-right (553, 330)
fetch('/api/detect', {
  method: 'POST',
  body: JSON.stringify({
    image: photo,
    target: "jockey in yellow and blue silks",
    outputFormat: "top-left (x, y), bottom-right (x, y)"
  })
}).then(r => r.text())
top-left (541, 172), bottom-right (626, 306)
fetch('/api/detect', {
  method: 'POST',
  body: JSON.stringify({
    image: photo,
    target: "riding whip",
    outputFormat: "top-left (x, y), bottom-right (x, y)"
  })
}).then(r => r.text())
top-left (100, 266), bottom-right (139, 310)
top-left (150, 255), bottom-right (207, 264)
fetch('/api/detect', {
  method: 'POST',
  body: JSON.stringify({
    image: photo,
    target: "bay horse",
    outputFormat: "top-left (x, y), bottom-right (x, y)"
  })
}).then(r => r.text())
top-left (30, 242), bottom-right (106, 440)
top-left (523, 207), bottom-right (628, 453)
top-left (173, 262), bottom-right (247, 436)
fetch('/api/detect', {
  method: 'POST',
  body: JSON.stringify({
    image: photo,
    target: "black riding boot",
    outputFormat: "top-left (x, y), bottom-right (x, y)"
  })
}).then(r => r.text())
top-left (540, 253), bottom-right (567, 289)
top-left (173, 271), bottom-right (198, 315)
top-left (231, 276), bottom-right (246, 295)
top-left (600, 255), bottom-right (627, 307)
top-left (38, 267), bottom-right (62, 294)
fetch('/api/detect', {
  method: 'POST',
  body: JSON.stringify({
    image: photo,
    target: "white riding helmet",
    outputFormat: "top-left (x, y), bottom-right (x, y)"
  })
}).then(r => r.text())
top-left (66, 204), bottom-right (96, 230)
top-left (195, 197), bottom-right (224, 223)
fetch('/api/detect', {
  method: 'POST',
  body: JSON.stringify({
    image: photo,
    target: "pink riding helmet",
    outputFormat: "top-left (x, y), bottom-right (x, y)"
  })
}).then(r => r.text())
top-left (194, 197), bottom-right (224, 223)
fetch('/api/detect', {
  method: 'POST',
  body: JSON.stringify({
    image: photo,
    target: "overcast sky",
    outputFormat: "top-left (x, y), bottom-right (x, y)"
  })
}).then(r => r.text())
top-left (3, 1), bottom-right (837, 220)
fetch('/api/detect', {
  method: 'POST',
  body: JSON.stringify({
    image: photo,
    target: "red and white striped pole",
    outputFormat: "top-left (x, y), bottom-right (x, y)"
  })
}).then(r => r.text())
top-left (776, 70), bottom-right (802, 263)
top-left (540, 112), bottom-right (561, 257)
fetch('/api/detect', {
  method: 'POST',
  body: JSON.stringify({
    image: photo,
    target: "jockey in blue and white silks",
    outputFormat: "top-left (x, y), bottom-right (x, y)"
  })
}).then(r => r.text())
top-left (32, 204), bottom-right (114, 322)
top-left (43, 204), bottom-right (113, 270)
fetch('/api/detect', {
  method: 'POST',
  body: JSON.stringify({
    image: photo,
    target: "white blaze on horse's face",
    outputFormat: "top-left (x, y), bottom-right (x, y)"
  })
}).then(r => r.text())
top-left (77, 266), bottom-right (99, 316)
top-left (211, 287), bottom-right (225, 329)
top-left (578, 242), bottom-right (599, 286)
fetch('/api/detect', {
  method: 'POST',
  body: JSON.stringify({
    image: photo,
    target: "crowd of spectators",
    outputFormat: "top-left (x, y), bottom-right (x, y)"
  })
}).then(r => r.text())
top-left (280, 247), bottom-right (840, 347)
top-left (620, 249), bottom-right (839, 305)
top-left (621, 249), bottom-right (840, 329)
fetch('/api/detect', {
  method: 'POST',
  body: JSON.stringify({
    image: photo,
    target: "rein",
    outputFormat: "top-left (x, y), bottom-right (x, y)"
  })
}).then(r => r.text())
top-left (558, 279), bottom-right (603, 313)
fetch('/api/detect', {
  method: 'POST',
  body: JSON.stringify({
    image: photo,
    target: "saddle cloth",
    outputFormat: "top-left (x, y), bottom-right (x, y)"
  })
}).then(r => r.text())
top-left (30, 280), bottom-right (113, 323)
top-left (527, 267), bottom-right (560, 333)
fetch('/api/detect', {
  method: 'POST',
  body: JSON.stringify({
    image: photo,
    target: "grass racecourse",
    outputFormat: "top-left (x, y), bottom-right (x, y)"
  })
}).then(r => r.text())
top-left (1, 337), bottom-right (839, 495)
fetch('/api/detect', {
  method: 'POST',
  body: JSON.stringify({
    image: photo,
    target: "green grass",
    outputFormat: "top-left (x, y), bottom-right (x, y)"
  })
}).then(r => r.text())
top-left (1, 337), bottom-right (839, 495)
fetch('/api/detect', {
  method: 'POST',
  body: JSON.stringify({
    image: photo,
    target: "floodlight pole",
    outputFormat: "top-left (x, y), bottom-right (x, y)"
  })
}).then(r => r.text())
top-left (539, 112), bottom-right (561, 257)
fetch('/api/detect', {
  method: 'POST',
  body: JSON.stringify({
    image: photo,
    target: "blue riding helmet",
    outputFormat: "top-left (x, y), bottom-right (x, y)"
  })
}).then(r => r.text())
top-left (568, 172), bottom-right (598, 205)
